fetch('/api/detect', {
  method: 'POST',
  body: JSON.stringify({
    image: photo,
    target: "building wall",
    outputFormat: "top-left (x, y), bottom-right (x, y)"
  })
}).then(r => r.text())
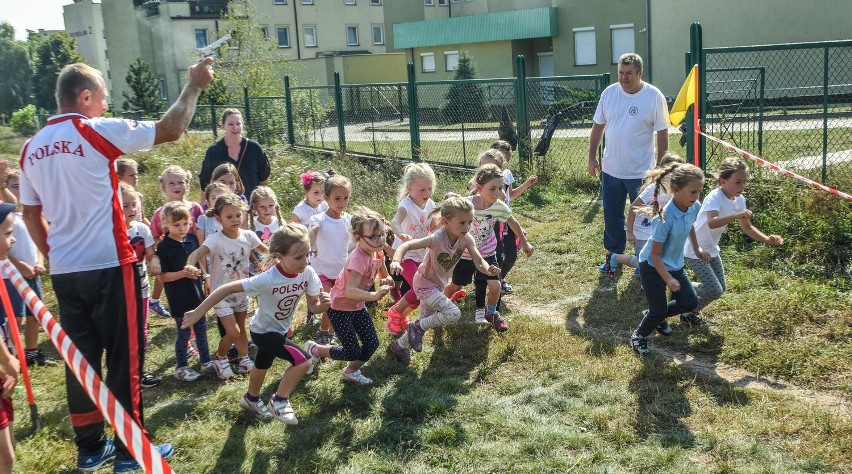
top-left (101, 0), bottom-right (147, 109)
top-left (651, 0), bottom-right (852, 96)
top-left (63, 0), bottom-right (110, 97)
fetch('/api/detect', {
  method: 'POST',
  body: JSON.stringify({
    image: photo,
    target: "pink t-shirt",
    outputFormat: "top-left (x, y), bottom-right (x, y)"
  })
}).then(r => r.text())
top-left (150, 201), bottom-right (204, 239)
top-left (413, 228), bottom-right (473, 299)
top-left (329, 246), bottom-right (384, 312)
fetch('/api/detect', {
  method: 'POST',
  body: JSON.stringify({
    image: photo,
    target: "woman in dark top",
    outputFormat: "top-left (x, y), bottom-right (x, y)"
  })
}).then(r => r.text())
top-left (199, 108), bottom-right (271, 206)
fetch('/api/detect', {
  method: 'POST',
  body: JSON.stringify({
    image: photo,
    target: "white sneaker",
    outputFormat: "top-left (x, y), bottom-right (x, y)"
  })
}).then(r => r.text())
top-left (213, 357), bottom-right (235, 380)
top-left (267, 397), bottom-right (298, 425)
top-left (174, 366), bottom-right (200, 382)
top-left (240, 393), bottom-right (272, 421)
top-left (342, 369), bottom-right (373, 385)
top-left (303, 340), bottom-right (319, 375)
top-left (200, 361), bottom-right (215, 373)
top-left (237, 356), bottom-right (254, 374)
top-left (474, 308), bottom-right (486, 324)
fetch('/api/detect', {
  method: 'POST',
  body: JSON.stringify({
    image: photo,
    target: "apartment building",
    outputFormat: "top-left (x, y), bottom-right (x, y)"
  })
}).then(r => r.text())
top-left (63, 0), bottom-right (111, 97)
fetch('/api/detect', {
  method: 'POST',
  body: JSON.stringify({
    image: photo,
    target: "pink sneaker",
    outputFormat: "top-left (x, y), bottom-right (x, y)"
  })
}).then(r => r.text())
top-left (449, 290), bottom-right (467, 302)
top-left (384, 306), bottom-right (407, 335)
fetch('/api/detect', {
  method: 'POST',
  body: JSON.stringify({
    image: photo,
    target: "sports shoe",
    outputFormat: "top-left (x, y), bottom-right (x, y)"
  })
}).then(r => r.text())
top-left (237, 356), bottom-right (254, 374)
top-left (140, 371), bottom-right (160, 388)
top-left (384, 306), bottom-right (407, 335)
top-left (148, 300), bottom-right (171, 318)
top-left (268, 397), bottom-right (298, 425)
top-left (77, 439), bottom-right (116, 471)
top-left (599, 251), bottom-right (616, 280)
top-left (200, 361), bottom-right (215, 373)
top-left (630, 331), bottom-right (649, 356)
top-left (113, 443), bottom-right (174, 473)
top-left (485, 311), bottom-right (509, 333)
top-left (316, 329), bottom-right (335, 345)
top-left (449, 290), bottom-right (467, 302)
top-left (389, 339), bottom-right (411, 364)
top-left (26, 349), bottom-right (58, 367)
top-left (303, 340), bottom-right (319, 374)
top-left (213, 357), bottom-right (235, 380)
top-left (474, 308), bottom-right (486, 324)
top-left (342, 369), bottom-right (373, 385)
top-left (500, 281), bottom-right (514, 294)
top-left (680, 311), bottom-right (707, 327)
top-left (174, 366), bottom-right (200, 382)
top-left (656, 320), bottom-right (674, 337)
top-left (240, 393), bottom-right (272, 421)
top-left (407, 321), bottom-right (425, 352)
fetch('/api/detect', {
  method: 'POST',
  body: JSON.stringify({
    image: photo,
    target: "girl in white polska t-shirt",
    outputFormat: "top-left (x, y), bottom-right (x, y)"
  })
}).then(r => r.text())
top-left (182, 224), bottom-right (330, 425)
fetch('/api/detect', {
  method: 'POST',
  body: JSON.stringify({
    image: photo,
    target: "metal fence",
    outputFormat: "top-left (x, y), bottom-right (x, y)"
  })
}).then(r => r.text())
top-left (695, 39), bottom-right (852, 190)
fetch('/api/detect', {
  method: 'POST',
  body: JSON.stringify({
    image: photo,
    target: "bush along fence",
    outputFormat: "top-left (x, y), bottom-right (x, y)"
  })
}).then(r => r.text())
top-left (191, 56), bottom-right (609, 181)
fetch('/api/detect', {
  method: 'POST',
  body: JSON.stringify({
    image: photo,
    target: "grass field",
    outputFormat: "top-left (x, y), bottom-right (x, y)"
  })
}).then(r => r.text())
top-left (1, 129), bottom-right (851, 473)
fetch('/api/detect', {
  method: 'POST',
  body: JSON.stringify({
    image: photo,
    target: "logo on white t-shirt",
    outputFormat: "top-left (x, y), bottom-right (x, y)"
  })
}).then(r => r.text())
top-left (629, 106), bottom-right (638, 116)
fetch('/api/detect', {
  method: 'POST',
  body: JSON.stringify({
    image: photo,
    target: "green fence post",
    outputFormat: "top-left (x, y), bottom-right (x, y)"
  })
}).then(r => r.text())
top-left (515, 55), bottom-right (530, 166)
top-left (689, 23), bottom-right (705, 170)
top-left (822, 46), bottom-right (829, 183)
top-left (243, 86), bottom-right (251, 137)
top-left (407, 63), bottom-right (421, 161)
top-left (284, 76), bottom-right (295, 145)
top-left (333, 72), bottom-right (346, 152)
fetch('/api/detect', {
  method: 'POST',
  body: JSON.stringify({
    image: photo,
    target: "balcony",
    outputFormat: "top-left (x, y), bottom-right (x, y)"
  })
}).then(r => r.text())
top-left (185, 0), bottom-right (228, 18)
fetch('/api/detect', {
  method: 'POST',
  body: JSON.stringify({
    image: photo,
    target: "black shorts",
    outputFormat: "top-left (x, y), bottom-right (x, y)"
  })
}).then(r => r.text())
top-left (451, 254), bottom-right (500, 287)
top-left (250, 330), bottom-right (311, 370)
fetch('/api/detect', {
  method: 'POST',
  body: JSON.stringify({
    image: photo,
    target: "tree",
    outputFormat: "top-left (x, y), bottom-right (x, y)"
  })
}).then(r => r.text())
top-left (0, 23), bottom-right (32, 117)
top-left (121, 57), bottom-right (162, 115)
top-left (32, 32), bottom-right (88, 112)
top-left (442, 52), bottom-right (489, 124)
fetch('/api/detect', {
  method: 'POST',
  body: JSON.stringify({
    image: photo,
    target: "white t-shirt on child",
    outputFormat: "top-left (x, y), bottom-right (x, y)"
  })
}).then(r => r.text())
top-left (245, 264), bottom-right (322, 335)
top-left (9, 213), bottom-right (38, 267)
top-left (253, 217), bottom-right (280, 245)
top-left (634, 185), bottom-right (673, 242)
top-left (307, 212), bottom-right (351, 279)
top-left (292, 200), bottom-right (328, 224)
top-left (685, 187), bottom-right (746, 259)
top-left (127, 221), bottom-right (154, 299)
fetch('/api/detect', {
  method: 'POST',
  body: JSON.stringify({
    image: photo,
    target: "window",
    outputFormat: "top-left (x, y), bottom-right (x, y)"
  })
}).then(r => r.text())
top-left (276, 27), bottom-right (290, 47)
top-left (159, 79), bottom-right (167, 100)
top-left (304, 26), bottom-right (317, 47)
top-left (573, 27), bottom-right (596, 66)
top-left (274, 0), bottom-right (286, 4)
top-left (261, 26), bottom-right (269, 39)
top-left (445, 51), bottom-right (459, 71)
top-left (346, 26), bottom-right (359, 46)
top-left (345, 0), bottom-right (356, 3)
top-left (421, 53), bottom-right (435, 73)
top-left (370, 0), bottom-right (381, 4)
top-left (425, 0), bottom-right (434, 5)
top-left (301, 0), bottom-right (313, 4)
top-left (194, 29), bottom-right (208, 49)
top-left (438, 0), bottom-right (448, 5)
top-left (372, 25), bottom-right (384, 45)
top-left (611, 24), bottom-right (635, 63)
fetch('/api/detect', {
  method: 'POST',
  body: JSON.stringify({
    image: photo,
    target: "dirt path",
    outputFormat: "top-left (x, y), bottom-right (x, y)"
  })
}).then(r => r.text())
top-left (509, 291), bottom-right (852, 418)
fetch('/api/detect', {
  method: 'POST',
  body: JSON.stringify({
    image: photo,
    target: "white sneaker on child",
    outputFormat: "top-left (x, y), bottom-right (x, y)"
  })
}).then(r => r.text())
top-left (213, 357), bottom-right (235, 380)
top-left (174, 366), bottom-right (200, 382)
top-left (267, 397), bottom-right (298, 425)
top-left (240, 393), bottom-right (273, 421)
top-left (302, 340), bottom-right (319, 375)
top-left (474, 308), bottom-right (486, 324)
top-left (237, 356), bottom-right (254, 374)
top-left (342, 369), bottom-right (373, 385)
top-left (200, 361), bottom-right (215, 373)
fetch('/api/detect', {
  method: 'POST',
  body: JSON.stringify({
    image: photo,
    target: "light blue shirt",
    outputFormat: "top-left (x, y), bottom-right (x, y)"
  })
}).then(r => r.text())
top-left (639, 200), bottom-right (701, 271)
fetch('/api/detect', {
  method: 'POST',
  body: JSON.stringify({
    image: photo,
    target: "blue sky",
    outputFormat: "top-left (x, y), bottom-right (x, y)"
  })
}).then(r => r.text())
top-left (1, 0), bottom-right (73, 41)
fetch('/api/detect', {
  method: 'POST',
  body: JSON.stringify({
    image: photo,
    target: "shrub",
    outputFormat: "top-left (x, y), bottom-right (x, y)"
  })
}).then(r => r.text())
top-left (545, 87), bottom-right (597, 120)
top-left (10, 104), bottom-right (38, 135)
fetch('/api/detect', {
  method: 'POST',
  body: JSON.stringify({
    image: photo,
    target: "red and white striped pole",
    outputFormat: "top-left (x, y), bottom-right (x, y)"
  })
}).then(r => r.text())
top-left (699, 131), bottom-right (852, 202)
top-left (0, 261), bottom-right (174, 474)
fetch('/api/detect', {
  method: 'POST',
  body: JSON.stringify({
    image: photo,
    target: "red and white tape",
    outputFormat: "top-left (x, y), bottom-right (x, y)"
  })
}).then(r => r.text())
top-left (0, 261), bottom-right (173, 474)
top-left (699, 131), bottom-right (852, 201)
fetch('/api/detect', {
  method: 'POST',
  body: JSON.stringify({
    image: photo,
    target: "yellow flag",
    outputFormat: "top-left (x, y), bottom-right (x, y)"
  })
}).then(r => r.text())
top-left (669, 65), bottom-right (697, 127)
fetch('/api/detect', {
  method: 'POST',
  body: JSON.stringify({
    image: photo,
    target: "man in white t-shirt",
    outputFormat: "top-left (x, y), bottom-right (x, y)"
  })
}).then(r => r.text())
top-left (587, 53), bottom-right (670, 276)
top-left (19, 60), bottom-right (213, 472)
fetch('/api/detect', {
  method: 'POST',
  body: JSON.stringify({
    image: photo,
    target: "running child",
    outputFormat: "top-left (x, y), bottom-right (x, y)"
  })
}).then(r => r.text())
top-left (388, 196), bottom-right (500, 364)
top-left (304, 208), bottom-right (391, 385)
top-left (149, 165), bottom-right (204, 319)
top-left (116, 158), bottom-right (150, 226)
top-left (629, 163), bottom-right (710, 356)
top-left (3, 170), bottom-right (54, 367)
top-left (307, 172), bottom-right (352, 344)
top-left (154, 201), bottom-right (212, 380)
top-left (682, 157), bottom-right (783, 325)
top-left (187, 193), bottom-right (268, 379)
top-left (443, 164), bottom-right (534, 333)
top-left (384, 163), bottom-right (437, 335)
top-left (607, 152), bottom-right (686, 274)
top-left (120, 182), bottom-right (161, 388)
top-left (182, 223), bottom-right (331, 425)
top-left (211, 162), bottom-right (246, 200)
top-left (291, 170), bottom-right (329, 225)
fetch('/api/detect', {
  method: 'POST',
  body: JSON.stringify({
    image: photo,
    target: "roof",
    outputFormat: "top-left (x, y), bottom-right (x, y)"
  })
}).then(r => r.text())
top-left (393, 7), bottom-right (558, 49)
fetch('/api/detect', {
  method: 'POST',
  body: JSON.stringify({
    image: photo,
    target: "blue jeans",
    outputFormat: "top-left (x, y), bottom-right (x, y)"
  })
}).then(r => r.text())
top-left (602, 172), bottom-right (643, 254)
top-left (636, 261), bottom-right (698, 337)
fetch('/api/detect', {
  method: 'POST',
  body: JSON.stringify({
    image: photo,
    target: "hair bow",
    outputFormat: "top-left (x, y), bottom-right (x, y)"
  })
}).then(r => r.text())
top-left (300, 171), bottom-right (316, 186)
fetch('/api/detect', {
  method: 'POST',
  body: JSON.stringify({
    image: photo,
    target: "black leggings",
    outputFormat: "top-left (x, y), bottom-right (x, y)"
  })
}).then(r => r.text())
top-left (250, 331), bottom-right (311, 370)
